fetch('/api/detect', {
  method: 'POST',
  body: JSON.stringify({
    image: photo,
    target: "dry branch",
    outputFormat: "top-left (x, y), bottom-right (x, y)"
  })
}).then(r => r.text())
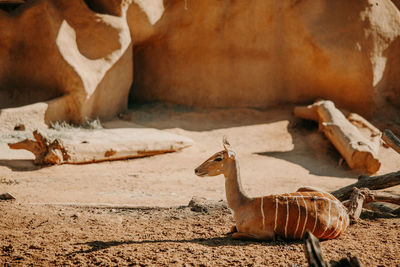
top-left (364, 202), bottom-right (400, 215)
top-left (8, 130), bottom-right (69, 165)
top-left (304, 230), bottom-right (328, 267)
top-left (347, 188), bottom-right (368, 222)
top-left (382, 129), bottom-right (400, 155)
top-left (347, 188), bottom-right (400, 222)
top-left (294, 100), bottom-right (381, 174)
top-left (304, 231), bottom-right (362, 267)
top-left (360, 208), bottom-right (398, 219)
top-left (331, 171), bottom-right (400, 201)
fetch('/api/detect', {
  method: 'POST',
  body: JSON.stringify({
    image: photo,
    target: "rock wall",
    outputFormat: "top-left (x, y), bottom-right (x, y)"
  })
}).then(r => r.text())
top-left (0, 0), bottom-right (136, 124)
top-left (0, 0), bottom-right (400, 125)
top-left (132, 0), bottom-right (400, 116)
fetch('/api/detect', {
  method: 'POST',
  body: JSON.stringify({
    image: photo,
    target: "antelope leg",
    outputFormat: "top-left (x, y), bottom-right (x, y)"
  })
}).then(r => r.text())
top-left (232, 231), bottom-right (275, 241)
top-left (229, 225), bottom-right (237, 233)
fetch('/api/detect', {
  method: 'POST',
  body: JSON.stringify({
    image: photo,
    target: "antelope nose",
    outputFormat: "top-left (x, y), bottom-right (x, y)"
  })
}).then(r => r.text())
top-left (194, 168), bottom-right (199, 174)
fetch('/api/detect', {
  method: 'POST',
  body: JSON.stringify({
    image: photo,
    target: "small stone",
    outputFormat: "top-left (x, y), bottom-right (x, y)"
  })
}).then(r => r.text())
top-left (188, 196), bottom-right (228, 213)
top-left (13, 124), bottom-right (25, 131)
top-left (0, 193), bottom-right (16, 201)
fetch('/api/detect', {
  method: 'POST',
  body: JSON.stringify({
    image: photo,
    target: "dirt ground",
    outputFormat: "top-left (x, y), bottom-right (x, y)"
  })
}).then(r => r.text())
top-left (1, 104), bottom-right (400, 266)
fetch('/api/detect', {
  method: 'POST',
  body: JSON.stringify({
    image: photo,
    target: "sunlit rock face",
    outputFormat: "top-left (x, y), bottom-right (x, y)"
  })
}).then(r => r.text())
top-left (132, 0), bottom-right (400, 116)
top-left (0, 0), bottom-right (400, 124)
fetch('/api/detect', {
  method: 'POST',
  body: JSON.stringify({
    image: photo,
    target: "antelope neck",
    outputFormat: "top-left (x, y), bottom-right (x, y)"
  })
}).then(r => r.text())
top-left (223, 157), bottom-right (250, 211)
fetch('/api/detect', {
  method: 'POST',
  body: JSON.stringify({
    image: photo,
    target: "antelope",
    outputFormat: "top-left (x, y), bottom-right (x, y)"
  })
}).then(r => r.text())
top-left (194, 138), bottom-right (349, 240)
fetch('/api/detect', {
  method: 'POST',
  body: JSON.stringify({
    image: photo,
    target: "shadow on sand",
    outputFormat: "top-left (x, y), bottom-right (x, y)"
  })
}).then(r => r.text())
top-left (68, 236), bottom-right (302, 255)
top-left (255, 119), bottom-right (359, 178)
top-left (0, 159), bottom-right (41, 171)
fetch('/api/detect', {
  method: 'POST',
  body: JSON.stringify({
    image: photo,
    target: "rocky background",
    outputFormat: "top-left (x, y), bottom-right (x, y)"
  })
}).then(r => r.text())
top-left (0, 0), bottom-right (399, 124)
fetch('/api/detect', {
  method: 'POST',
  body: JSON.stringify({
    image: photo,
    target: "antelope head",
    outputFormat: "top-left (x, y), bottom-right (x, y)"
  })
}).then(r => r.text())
top-left (194, 137), bottom-right (236, 177)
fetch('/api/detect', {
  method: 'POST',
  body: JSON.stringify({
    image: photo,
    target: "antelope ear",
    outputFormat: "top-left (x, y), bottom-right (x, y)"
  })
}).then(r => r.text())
top-left (222, 136), bottom-right (236, 158)
top-left (223, 136), bottom-right (231, 150)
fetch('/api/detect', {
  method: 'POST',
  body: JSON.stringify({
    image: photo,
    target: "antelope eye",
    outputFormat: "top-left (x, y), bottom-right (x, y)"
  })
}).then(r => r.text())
top-left (215, 158), bottom-right (222, 162)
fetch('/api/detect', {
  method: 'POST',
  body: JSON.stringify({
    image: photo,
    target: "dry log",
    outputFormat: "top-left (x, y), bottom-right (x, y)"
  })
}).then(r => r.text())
top-left (347, 113), bottom-right (381, 153)
top-left (304, 231), bottom-right (362, 267)
top-left (382, 129), bottom-right (400, 155)
top-left (331, 171), bottom-right (400, 201)
top-left (394, 207), bottom-right (400, 216)
top-left (364, 191), bottom-right (400, 205)
top-left (294, 100), bottom-right (381, 174)
top-left (364, 202), bottom-right (400, 215)
top-left (8, 128), bottom-right (193, 165)
top-left (293, 104), bottom-right (319, 122)
top-left (359, 208), bottom-right (398, 219)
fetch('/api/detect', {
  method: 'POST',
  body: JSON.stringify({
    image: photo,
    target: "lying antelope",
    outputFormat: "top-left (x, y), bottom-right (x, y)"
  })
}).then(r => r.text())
top-left (194, 138), bottom-right (349, 240)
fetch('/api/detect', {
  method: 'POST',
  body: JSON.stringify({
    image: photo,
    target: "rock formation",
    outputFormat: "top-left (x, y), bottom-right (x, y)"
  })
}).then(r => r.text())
top-left (0, 0), bottom-right (400, 126)
top-left (133, 0), bottom-right (400, 116)
top-left (0, 0), bottom-right (163, 127)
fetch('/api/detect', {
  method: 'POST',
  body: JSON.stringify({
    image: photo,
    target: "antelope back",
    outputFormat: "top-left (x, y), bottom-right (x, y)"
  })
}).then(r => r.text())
top-left (262, 191), bottom-right (349, 240)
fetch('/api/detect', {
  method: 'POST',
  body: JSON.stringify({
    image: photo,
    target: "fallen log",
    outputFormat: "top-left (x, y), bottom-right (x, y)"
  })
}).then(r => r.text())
top-left (382, 129), bottom-right (400, 155)
top-left (294, 100), bottom-right (381, 174)
top-left (331, 171), bottom-right (400, 201)
top-left (359, 208), bottom-right (398, 220)
top-left (347, 113), bottom-right (381, 154)
top-left (8, 128), bottom-right (193, 165)
top-left (364, 202), bottom-right (400, 215)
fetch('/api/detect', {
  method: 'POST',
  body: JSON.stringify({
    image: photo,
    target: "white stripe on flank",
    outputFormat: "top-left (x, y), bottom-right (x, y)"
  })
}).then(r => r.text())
top-left (320, 201), bottom-right (332, 238)
top-left (270, 194), bottom-right (339, 207)
top-left (311, 198), bottom-right (318, 234)
top-left (274, 197), bottom-right (278, 232)
top-left (260, 197), bottom-right (265, 229)
top-left (299, 195), bottom-right (308, 238)
top-left (284, 197), bottom-right (289, 238)
top-left (326, 207), bottom-right (340, 238)
top-left (294, 196), bottom-right (301, 238)
top-left (333, 208), bottom-right (346, 239)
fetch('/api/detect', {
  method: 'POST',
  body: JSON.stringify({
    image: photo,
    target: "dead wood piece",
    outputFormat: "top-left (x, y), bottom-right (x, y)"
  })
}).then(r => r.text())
top-left (347, 113), bottom-right (381, 153)
top-left (382, 129), bottom-right (400, 155)
top-left (364, 191), bottom-right (400, 205)
top-left (304, 231), bottom-right (362, 267)
top-left (294, 100), bottom-right (381, 174)
top-left (293, 104), bottom-right (319, 122)
top-left (304, 230), bottom-right (328, 267)
top-left (347, 188), bottom-right (400, 222)
top-left (331, 171), bottom-right (400, 201)
top-left (364, 202), bottom-right (399, 214)
top-left (8, 130), bottom-right (69, 165)
top-left (346, 113), bottom-right (381, 138)
top-left (347, 188), bottom-right (368, 223)
top-left (394, 207), bottom-right (400, 216)
top-left (359, 208), bottom-right (398, 219)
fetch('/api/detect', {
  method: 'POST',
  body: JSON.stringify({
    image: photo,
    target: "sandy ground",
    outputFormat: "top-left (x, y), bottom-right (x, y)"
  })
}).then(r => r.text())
top-left (1, 104), bottom-right (400, 265)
